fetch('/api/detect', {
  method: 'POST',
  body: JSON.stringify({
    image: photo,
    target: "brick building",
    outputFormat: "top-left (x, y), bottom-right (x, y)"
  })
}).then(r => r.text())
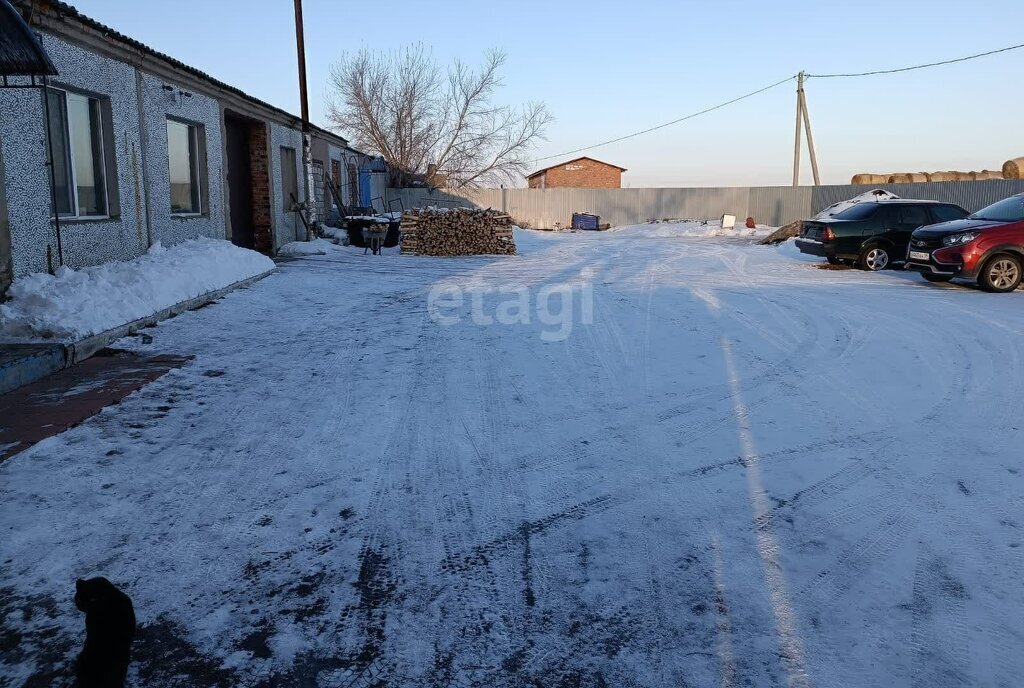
top-left (526, 156), bottom-right (627, 189)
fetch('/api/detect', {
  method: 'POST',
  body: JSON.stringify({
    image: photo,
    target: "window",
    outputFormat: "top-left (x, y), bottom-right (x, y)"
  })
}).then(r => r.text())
top-left (281, 146), bottom-right (297, 211)
top-left (347, 163), bottom-right (358, 206)
top-left (932, 205), bottom-right (968, 223)
top-left (831, 205), bottom-right (877, 221)
top-left (45, 88), bottom-right (109, 218)
top-left (896, 205), bottom-right (930, 227)
top-left (970, 195), bottom-right (1024, 223)
top-left (330, 159), bottom-right (341, 206)
top-left (167, 119), bottom-right (202, 214)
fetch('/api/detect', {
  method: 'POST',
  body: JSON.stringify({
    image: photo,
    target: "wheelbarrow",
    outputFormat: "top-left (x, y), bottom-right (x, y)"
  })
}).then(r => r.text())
top-left (361, 220), bottom-right (390, 255)
top-left (345, 216), bottom-right (391, 254)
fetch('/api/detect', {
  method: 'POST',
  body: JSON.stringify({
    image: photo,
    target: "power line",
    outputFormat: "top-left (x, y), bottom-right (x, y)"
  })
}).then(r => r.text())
top-left (529, 75), bottom-right (796, 165)
top-left (806, 41), bottom-right (1024, 78)
top-left (529, 40), bottom-right (1024, 166)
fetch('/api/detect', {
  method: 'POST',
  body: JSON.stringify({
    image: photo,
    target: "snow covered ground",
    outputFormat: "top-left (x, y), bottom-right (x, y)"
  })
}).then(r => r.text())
top-left (2, 227), bottom-right (1023, 686)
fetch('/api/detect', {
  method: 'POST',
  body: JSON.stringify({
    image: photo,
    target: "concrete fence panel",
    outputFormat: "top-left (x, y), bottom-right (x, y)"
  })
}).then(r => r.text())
top-left (385, 180), bottom-right (1024, 230)
top-left (748, 186), bottom-right (813, 227)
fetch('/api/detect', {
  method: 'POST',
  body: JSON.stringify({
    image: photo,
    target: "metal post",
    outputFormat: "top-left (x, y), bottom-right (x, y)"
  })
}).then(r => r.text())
top-left (792, 71), bottom-right (804, 187)
top-left (293, 0), bottom-right (315, 239)
top-left (799, 88), bottom-right (821, 186)
top-left (41, 75), bottom-right (64, 268)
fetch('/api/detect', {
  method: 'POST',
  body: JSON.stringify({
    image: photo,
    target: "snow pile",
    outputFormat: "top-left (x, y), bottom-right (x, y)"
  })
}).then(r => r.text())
top-left (0, 238), bottom-right (274, 341)
top-left (320, 225), bottom-right (349, 245)
top-left (278, 239), bottom-right (338, 256)
top-left (613, 220), bottom-right (774, 239)
top-left (814, 189), bottom-right (898, 219)
top-left (775, 236), bottom-right (819, 262)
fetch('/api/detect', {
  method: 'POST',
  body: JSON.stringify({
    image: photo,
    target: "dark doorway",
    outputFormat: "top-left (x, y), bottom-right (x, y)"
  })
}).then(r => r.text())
top-left (224, 115), bottom-right (254, 249)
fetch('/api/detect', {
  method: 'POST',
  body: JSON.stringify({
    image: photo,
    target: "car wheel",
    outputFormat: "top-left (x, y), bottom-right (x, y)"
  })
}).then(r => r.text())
top-left (859, 245), bottom-right (890, 271)
top-left (922, 273), bottom-right (953, 283)
top-left (979, 253), bottom-right (1023, 293)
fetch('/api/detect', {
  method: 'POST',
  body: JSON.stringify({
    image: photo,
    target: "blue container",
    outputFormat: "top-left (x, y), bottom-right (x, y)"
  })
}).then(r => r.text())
top-left (571, 212), bottom-right (600, 230)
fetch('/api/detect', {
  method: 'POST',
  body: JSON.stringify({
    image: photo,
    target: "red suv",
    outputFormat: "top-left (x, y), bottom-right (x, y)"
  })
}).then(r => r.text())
top-left (905, 193), bottom-right (1024, 292)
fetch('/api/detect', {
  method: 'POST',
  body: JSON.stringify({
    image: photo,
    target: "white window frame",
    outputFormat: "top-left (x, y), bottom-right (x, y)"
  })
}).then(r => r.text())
top-left (166, 118), bottom-right (203, 217)
top-left (47, 87), bottom-right (110, 220)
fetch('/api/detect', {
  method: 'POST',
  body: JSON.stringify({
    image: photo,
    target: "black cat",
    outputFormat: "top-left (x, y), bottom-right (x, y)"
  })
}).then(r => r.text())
top-left (74, 577), bottom-right (136, 688)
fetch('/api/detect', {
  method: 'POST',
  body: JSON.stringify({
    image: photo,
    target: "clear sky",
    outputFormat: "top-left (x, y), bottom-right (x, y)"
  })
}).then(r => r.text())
top-left (71, 0), bottom-right (1023, 187)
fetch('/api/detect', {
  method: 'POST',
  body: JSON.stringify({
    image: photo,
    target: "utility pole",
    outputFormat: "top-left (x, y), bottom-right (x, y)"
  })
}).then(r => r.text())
top-left (293, 0), bottom-right (316, 239)
top-left (792, 71), bottom-right (803, 187)
top-left (792, 71), bottom-right (821, 187)
top-left (800, 75), bottom-right (821, 186)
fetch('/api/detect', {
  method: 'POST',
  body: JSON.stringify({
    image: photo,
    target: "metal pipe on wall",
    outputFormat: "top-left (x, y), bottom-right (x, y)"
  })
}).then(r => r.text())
top-left (41, 75), bottom-right (64, 269)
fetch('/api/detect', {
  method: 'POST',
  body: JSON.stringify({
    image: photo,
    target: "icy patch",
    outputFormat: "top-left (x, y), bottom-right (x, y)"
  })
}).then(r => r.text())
top-left (0, 238), bottom-right (274, 341)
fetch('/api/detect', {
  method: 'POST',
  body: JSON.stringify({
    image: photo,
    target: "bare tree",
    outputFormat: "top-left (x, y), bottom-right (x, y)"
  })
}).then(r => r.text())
top-left (326, 45), bottom-right (552, 188)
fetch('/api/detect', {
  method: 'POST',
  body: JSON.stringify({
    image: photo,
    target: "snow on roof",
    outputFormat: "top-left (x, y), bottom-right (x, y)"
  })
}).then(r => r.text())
top-left (814, 189), bottom-right (899, 219)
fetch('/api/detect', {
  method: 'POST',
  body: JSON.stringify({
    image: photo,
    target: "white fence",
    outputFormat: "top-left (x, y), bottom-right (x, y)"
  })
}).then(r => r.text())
top-left (384, 180), bottom-right (1024, 229)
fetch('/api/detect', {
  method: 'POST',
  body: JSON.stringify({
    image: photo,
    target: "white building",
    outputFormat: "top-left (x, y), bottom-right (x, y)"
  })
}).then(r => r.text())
top-left (0, 0), bottom-right (376, 297)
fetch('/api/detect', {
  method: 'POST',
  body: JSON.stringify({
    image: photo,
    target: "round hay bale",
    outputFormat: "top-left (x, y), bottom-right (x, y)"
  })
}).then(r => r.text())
top-left (976, 170), bottom-right (1003, 181)
top-left (851, 174), bottom-right (888, 185)
top-left (906, 173), bottom-right (928, 183)
top-left (888, 173), bottom-right (913, 184)
top-left (1002, 158), bottom-right (1024, 179)
top-left (929, 171), bottom-right (955, 182)
top-left (952, 171), bottom-right (972, 181)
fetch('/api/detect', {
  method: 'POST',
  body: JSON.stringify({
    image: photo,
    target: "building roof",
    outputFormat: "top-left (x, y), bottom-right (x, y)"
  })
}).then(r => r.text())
top-left (526, 156), bottom-right (628, 179)
top-left (0, 0), bottom-right (57, 76)
top-left (12, 0), bottom-right (351, 148)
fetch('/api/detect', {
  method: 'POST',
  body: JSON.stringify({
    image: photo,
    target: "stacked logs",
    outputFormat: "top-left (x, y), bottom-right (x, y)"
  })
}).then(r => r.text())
top-left (400, 208), bottom-right (516, 256)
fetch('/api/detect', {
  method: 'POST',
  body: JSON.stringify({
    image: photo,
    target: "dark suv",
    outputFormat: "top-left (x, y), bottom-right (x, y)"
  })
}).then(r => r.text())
top-left (795, 200), bottom-right (969, 270)
top-left (905, 193), bottom-right (1024, 292)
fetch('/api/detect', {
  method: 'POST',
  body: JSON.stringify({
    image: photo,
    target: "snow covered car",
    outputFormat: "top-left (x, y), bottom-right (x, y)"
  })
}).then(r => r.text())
top-left (795, 196), bottom-right (968, 270)
top-left (904, 193), bottom-right (1024, 292)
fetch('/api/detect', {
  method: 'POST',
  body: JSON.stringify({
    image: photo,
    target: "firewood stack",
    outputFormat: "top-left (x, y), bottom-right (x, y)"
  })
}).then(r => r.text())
top-left (400, 208), bottom-right (516, 256)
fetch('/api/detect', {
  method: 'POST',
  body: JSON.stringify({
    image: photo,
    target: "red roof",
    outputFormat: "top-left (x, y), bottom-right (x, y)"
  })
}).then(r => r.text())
top-left (526, 156), bottom-right (628, 179)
